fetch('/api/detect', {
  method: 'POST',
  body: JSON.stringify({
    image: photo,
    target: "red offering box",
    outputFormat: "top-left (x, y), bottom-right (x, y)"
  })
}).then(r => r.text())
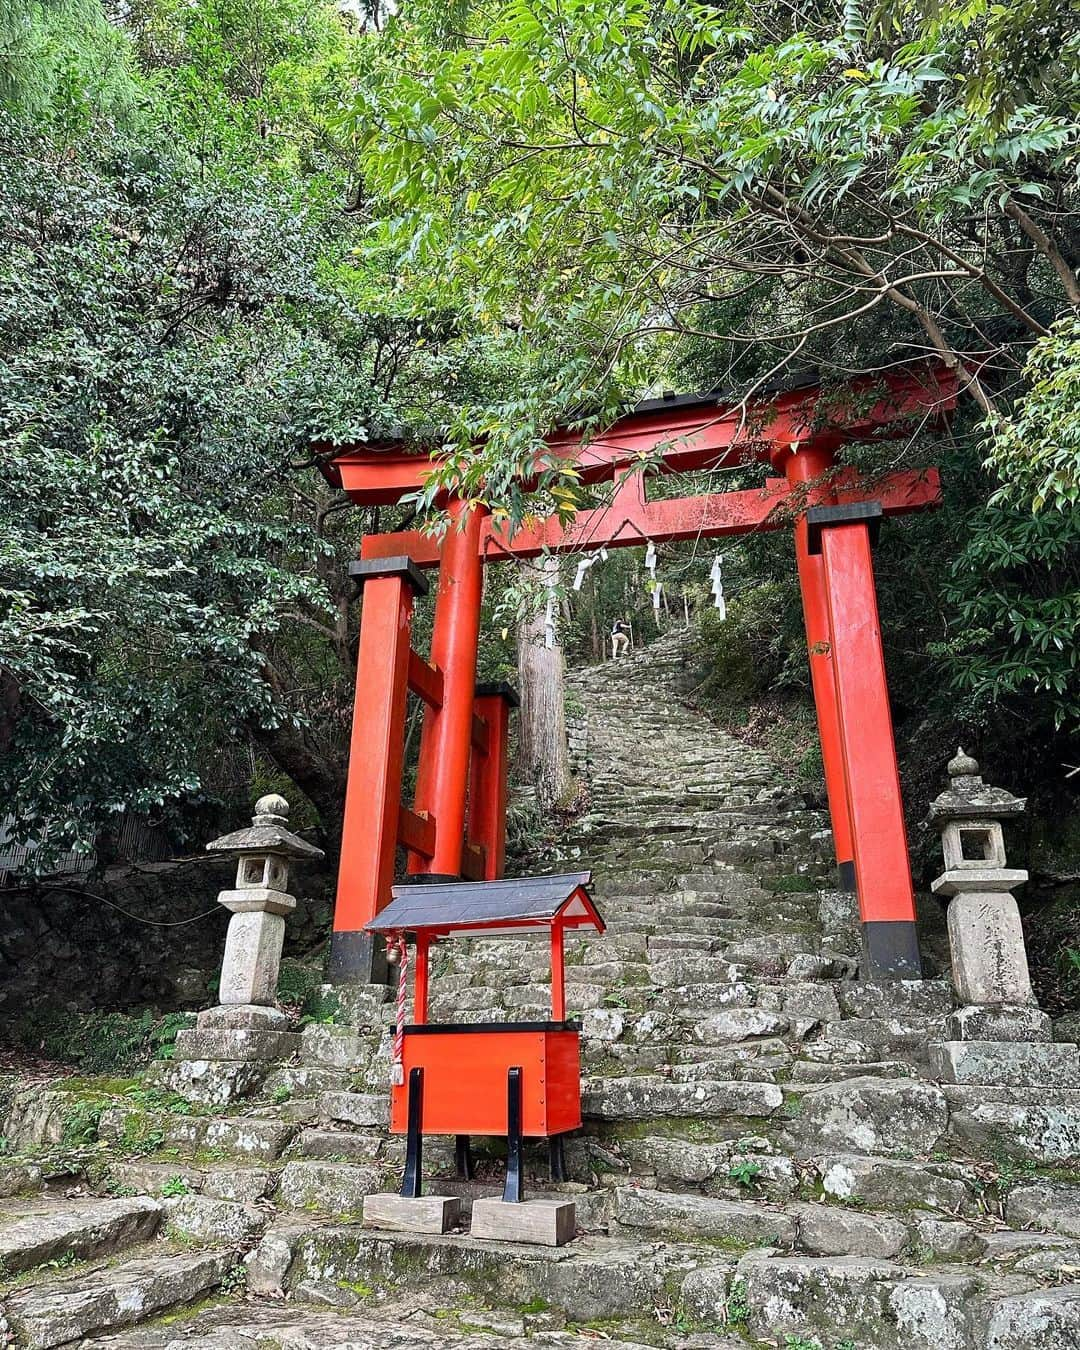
top-left (390, 1023), bottom-right (581, 1137)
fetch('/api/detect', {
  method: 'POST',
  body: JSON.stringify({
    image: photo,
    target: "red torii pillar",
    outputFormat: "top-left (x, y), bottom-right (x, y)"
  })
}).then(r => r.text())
top-left (328, 556), bottom-right (427, 984)
top-left (806, 501), bottom-right (922, 978)
top-left (774, 445), bottom-right (856, 888)
top-left (407, 498), bottom-right (487, 879)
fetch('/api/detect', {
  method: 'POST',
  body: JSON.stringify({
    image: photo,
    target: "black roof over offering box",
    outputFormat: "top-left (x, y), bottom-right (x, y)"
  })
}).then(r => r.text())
top-left (365, 872), bottom-right (604, 938)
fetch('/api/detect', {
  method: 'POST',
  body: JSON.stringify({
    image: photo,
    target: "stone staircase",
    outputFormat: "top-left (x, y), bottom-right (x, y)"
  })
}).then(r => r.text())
top-left (1, 630), bottom-right (1078, 1348)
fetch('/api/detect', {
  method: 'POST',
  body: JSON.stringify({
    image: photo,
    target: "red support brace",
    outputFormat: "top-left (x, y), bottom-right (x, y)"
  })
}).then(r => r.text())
top-left (467, 683), bottom-right (519, 881)
top-left (779, 446), bottom-right (856, 889)
top-left (329, 557), bottom-right (428, 983)
top-left (811, 507), bottom-right (922, 979)
top-left (413, 935), bottom-right (431, 1026)
top-left (550, 922), bottom-right (566, 1023)
top-left (408, 499), bottom-right (487, 879)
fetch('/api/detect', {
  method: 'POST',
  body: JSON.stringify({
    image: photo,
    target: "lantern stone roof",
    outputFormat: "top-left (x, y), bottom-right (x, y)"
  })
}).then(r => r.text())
top-left (366, 872), bottom-right (604, 938)
top-left (927, 749), bottom-right (1027, 824)
top-left (206, 794), bottom-right (325, 861)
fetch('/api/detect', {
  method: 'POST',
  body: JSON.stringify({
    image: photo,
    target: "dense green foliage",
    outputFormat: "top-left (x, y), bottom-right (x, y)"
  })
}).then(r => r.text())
top-left (352, 0), bottom-right (1079, 771)
top-left (0, 1), bottom-right (507, 857)
top-left (0, 0), bottom-right (1077, 896)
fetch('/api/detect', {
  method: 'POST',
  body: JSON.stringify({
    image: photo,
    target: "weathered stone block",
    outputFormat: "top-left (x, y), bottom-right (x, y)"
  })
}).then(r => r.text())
top-left (0, 1197), bottom-right (160, 1275)
top-left (470, 1196), bottom-right (576, 1246)
top-left (796, 1078), bottom-right (948, 1156)
top-left (613, 1187), bottom-right (796, 1247)
top-left (693, 1008), bottom-right (789, 1044)
top-left (946, 1003), bottom-right (1051, 1043)
top-left (319, 1091), bottom-right (390, 1129)
top-left (583, 1075), bottom-right (782, 1120)
top-left (297, 1128), bottom-right (384, 1163)
top-left (362, 1193), bottom-right (460, 1234)
top-left (914, 1218), bottom-right (981, 1260)
top-left (816, 1154), bottom-right (975, 1215)
top-left (164, 1193), bottom-right (267, 1244)
top-left (155, 1058), bottom-right (267, 1108)
top-left (928, 1038), bottom-right (1079, 1086)
top-left (945, 1087), bottom-right (1080, 1164)
top-left (981, 1286), bottom-right (1080, 1349)
top-left (0, 1161), bottom-right (43, 1198)
top-left (202, 1167), bottom-right (274, 1203)
top-left (173, 1027), bottom-right (300, 1063)
top-left (837, 980), bottom-right (953, 1020)
top-left (299, 1025), bottom-right (367, 1069)
top-left (277, 1160), bottom-right (380, 1215)
top-left (243, 1222), bottom-right (308, 1295)
top-left (197, 1003), bottom-right (290, 1031)
top-left (741, 1254), bottom-right (977, 1350)
top-left (203, 1116), bottom-right (297, 1160)
top-left (581, 1008), bottom-right (625, 1042)
top-left (4, 1249), bottom-right (234, 1347)
top-left (679, 1261), bottom-right (734, 1322)
top-left (1005, 1180), bottom-right (1080, 1238)
top-left (790, 1202), bottom-right (907, 1259)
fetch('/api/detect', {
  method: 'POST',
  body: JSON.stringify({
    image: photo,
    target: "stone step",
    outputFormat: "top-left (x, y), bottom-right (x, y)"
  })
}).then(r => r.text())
top-left (318, 1092), bottom-right (390, 1130)
top-left (0, 1196), bottom-right (161, 1276)
top-left (788, 1076), bottom-right (950, 1157)
top-left (105, 1159), bottom-right (275, 1203)
top-left (88, 1304), bottom-right (746, 1349)
top-left (97, 1107), bottom-right (298, 1161)
top-left (162, 1192), bottom-right (267, 1244)
top-left (929, 1038), bottom-right (1080, 1087)
top-left (616, 1136), bottom-right (799, 1198)
top-left (276, 1225), bottom-right (714, 1323)
top-left (811, 1152), bottom-right (980, 1215)
top-left (943, 1084), bottom-right (1080, 1164)
top-left (583, 1075), bottom-right (783, 1120)
top-left (611, 1185), bottom-right (797, 1246)
top-left (2, 1248), bottom-right (236, 1348)
top-left (276, 1160), bottom-right (382, 1215)
top-left (683, 1251), bottom-right (985, 1348)
top-left (0, 1163), bottom-right (45, 1200)
top-left (298, 1025), bottom-right (369, 1070)
top-left (296, 1128), bottom-right (387, 1162)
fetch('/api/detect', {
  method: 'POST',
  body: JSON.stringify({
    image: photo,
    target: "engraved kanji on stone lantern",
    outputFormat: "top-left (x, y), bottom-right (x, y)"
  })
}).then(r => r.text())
top-left (927, 749), bottom-right (1032, 1008)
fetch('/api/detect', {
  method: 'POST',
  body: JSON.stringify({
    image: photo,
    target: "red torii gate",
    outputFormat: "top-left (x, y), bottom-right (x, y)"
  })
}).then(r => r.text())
top-left (318, 364), bottom-right (959, 984)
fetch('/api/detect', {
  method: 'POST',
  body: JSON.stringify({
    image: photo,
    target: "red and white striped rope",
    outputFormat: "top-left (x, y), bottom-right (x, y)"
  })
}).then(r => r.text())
top-left (391, 936), bottom-right (409, 1086)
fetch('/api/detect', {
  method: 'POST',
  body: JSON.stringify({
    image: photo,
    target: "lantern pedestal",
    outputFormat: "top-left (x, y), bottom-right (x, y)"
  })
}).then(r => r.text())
top-left (470, 1196), bottom-right (576, 1247)
top-left (363, 1193), bottom-right (460, 1234)
top-left (936, 889), bottom-right (1034, 1008)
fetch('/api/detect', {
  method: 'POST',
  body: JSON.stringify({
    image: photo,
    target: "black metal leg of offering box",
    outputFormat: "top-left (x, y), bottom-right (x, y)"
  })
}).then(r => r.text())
top-left (401, 1066), bottom-right (424, 1199)
top-left (455, 1134), bottom-right (474, 1180)
top-left (503, 1066), bottom-right (524, 1204)
top-left (548, 1133), bottom-right (567, 1183)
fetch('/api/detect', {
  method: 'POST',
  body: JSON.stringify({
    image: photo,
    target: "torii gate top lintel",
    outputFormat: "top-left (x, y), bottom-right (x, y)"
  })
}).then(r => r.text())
top-left (318, 362), bottom-right (958, 517)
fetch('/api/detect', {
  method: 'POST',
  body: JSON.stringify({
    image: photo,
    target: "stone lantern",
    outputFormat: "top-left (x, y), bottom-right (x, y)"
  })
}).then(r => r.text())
top-left (157, 795), bottom-right (326, 1105)
top-left (927, 751), bottom-right (1079, 1085)
top-left (204, 794), bottom-right (324, 1028)
top-left (927, 748), bottom-right (1032, 1010)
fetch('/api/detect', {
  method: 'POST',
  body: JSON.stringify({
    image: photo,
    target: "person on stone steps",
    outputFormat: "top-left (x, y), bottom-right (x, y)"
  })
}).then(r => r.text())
top-left (610, 619), bottom-right (631, 659)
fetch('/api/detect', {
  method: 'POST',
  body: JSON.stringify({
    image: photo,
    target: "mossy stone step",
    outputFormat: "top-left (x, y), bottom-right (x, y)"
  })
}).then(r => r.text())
top-left (280, 1225), bottom-right (712, 1323)
top-left (0, 1196), bottom-right (160, 1276)
top-left (2, 1247), bottom-right (236, 1348)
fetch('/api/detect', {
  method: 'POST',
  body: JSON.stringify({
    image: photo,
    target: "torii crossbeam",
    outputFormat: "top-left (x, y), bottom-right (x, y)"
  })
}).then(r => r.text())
top-left (317, 364), bottom-right (959, 984)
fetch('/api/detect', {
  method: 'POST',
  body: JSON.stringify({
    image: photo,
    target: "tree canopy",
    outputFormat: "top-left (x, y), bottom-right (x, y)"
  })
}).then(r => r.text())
top-left (0, 0), bottom-right (1077, 863)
